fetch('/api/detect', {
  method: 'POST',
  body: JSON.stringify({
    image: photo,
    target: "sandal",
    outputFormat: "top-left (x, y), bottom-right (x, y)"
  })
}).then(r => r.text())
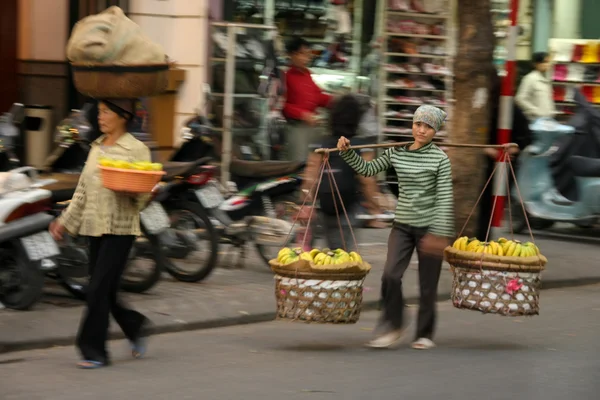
top-left (411, 338), bottom-right (436, 350)
top-left (130, 336), bottom-right (147, 359)
top-left (77, 360), bottom-right (106, 369)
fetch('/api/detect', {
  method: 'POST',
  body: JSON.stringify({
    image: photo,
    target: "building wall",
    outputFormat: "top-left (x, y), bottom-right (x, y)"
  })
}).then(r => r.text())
top-left (552, 0), bottom-right (581, 39)
top-left (129, 0), bottom-right (209, 142)
top-left (17, 0), bottom-right (70, 126)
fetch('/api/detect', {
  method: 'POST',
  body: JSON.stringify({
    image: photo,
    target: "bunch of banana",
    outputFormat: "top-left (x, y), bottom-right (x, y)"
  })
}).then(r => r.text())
top-left (276, 247), bottom-right (301, 265)
top-left (452, 236), bottom-right (476, 251)
top-left (498, 238), bottom-right (541, 257)
top-left (301, 248), bottom-right (365, 265)
top-left (468, 240), bottom-right (504, 256)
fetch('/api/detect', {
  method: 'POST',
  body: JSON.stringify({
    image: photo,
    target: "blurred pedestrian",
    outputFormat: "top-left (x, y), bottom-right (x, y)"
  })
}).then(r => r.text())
top-left (337, 104), bottom-right (454, 350)
top-left (49, 99), bottom-right (152, 369)
top-left (282, 36), bottom-right (332, 162)
top-left (515, 52), bottom-right (556, 122)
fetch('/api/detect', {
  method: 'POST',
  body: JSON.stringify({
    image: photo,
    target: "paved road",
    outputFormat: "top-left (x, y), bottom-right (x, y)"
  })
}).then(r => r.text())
top-left (2, 226), bottom-right (600, 353)
top-left (1, 285), bottom-right (599, 400)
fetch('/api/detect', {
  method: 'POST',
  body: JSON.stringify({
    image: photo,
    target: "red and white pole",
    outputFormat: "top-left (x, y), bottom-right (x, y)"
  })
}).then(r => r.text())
top-left (491, 0), bottom-right (519, 228)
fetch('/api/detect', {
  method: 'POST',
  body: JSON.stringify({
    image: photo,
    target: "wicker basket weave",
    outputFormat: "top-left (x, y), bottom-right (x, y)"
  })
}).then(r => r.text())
top-left (99, 166), bottom-right (165, 193)
top-left (71, 63), bottom-right (169, 98)
top-left (270, 260), bottom-right (370, 324)
top-left (444, 246), bottom-right (547, 316)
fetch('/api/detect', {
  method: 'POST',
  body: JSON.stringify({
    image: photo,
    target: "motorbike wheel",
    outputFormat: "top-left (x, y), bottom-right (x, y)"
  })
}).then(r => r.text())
top-left (510, 202), bottom-right (554, 233)
top-left (163, 200), bottom-right (219, 282)
top-left (57, 228), bottom-right (165, 298)
top-left (0, 243), bottom-right (44, 310)
top-left (120, 225), bottom-right (165, 293)
top-left (254, 194), bottom-right (323, 267)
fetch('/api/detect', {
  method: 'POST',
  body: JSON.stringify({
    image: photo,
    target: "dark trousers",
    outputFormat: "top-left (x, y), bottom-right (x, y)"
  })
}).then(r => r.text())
top-left (76, 235), bottom-right (148, 364)
top-left (380, 223), bottom-right (443, 340)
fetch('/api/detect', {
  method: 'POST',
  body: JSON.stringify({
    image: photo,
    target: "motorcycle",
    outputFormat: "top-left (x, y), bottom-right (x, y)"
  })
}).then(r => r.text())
top-left (512, 91), bottom-right (600, 232)
top-left (0, 105), bottom-right (170, 296)
top-left (0, 167), bottom-right (61, 310)
top-left (171, 94), bottom-right (305, 267)
top-left (44, 105), bottom-right (221, 284)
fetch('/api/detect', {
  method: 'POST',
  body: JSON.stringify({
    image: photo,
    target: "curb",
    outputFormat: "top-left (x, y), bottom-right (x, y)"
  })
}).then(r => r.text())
top-left (1, 278), bottom-right (599, 355)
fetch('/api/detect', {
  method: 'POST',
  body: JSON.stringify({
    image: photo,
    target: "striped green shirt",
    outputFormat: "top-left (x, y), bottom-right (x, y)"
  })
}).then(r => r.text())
top-left (341, 142), bottom-right (455, 237)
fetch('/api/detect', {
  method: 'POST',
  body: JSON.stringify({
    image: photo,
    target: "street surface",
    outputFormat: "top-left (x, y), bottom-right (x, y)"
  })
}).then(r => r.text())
top-left (1, 285), bottom-right (599, 400)
top-left (2, 226), bottom-right (600, 353)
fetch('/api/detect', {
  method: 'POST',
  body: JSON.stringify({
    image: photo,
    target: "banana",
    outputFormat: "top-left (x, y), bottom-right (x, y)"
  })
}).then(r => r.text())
top-left (502, 241), bottom-right (514, 255)
top-left (299, 252), bottom-right (313, 262)
top-left (452, 236), bottom-right (469, 251)
top-left (512, 244), bottom-right (522, 257)
top-left (277, 247), bottom-right (291, 261)
top-left (483, 243), bottom-right (494, 254)
top-left (323, 255), bottom-right (332, 265)
top-left (466, 239), bottom-right (481, 252)
top-left (524, 242), bottom-right (541, 255)
top-left (498, 237), bottom-right (509, 245)
top-left (522, 245), bottom-right (535, 257)
top-left (349, 251), bottom-right (363, 263)
top-left (504, 241), bottom-right (517, 257)
top-left (489, 241), bottom-right (504, 256)
top-left (314, 253), bottom-right (326, 265)
top-left (309, 249), bottom-right (321, 259)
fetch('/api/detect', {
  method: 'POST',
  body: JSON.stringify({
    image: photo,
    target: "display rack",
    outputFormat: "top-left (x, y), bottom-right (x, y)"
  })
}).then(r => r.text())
top-left (229, 0), bottom-right (364, 92)
top-left (377, 2), bottom-right (453, 142)
top-left (549, 38), bottom-right (600, 122)
top-left (209, 22), bottom-right (278, 184)
top-left (376, 0), bottom-right (455, 190)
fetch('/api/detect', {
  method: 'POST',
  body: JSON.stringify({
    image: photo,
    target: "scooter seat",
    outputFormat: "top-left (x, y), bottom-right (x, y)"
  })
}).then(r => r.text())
top-left (569, 155), bottom-right (600, 178)
top-left (162, 161), bottom-right (203, 181)
top-left (230, 159), bottom-right (305, 179)
top-left (39, 173), bottom-right (80, 203)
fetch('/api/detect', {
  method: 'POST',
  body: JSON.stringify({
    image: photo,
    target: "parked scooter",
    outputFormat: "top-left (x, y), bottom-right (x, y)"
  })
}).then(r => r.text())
top-left (0, 167), bottom-right (61, 310)
top-left (171, 90), bottom-right (305, 267)
top-left (0, 105), bottom-right (171, 296)
top-left (512, 91), bottom-right (600, 232)
top-left (43, 106), bottom-right (221, 284)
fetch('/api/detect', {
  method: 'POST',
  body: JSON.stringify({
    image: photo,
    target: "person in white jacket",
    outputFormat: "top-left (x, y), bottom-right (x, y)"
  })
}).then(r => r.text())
top-left (515, 52), bottom-right (557, 122)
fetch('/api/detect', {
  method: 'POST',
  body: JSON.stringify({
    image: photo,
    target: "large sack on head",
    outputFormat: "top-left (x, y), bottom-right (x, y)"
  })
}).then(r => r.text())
top-left (66, 6), bottom-right (166, 65)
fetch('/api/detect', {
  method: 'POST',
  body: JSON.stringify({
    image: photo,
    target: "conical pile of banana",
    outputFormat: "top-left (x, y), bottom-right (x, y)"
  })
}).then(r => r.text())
top-left (452, 236), bottom-right (541, 257)
top-left (272, 247), bottom-right (371, 275)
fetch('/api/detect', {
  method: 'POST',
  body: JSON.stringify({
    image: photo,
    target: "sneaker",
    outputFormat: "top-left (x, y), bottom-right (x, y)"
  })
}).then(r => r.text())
top-left (366, 328), bottom-right (407, 349)
top-left (411, 337), bottom-right (436, 350)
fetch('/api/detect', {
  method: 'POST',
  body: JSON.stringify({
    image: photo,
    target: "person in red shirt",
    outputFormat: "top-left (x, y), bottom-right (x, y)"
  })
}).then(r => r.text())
top-left (282, 36), bottom-right (333, 161)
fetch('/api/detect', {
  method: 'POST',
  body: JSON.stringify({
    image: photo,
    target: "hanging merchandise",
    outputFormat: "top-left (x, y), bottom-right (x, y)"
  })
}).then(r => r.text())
top-left (566, 63), bottom-right (585, 82)
top-left (581, 41), bottom-right (600, 64)
top-left (572, 43), bottom-right (584, 62)
top-left (552, 64), bottom-right (567, 81)
top-left (553, 85), bottom-right (566, 102)
top-left (332, 1), bottom-right (352, 35)
top-left (553, 41), bottom-right (575, 63)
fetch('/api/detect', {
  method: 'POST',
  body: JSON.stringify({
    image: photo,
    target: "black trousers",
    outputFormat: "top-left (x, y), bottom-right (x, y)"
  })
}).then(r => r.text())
top-left (380, 223), bottom-right (443, 340)
top-left (76, 235), bottom-right (148, 364)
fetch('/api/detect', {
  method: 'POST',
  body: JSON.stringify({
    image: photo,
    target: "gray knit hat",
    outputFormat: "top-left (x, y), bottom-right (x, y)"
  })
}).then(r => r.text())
top-left (413, 105), bottom-right (447, 132)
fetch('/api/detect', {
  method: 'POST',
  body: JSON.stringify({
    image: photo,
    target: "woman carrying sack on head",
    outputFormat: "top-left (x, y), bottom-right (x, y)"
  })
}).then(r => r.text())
top-left (49, 99), bottom-right (152, 369)
top-left (337, 105), bottom-right (454, 350)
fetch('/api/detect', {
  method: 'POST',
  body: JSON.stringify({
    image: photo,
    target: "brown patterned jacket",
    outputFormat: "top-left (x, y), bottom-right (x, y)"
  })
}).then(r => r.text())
top-left (58, 133), bottom-right (151, 237)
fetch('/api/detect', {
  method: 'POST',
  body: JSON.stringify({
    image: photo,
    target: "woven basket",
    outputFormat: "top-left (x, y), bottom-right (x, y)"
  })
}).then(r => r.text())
top-left (444, 246), bottom-right (547, 316)
top-left (71, 63), bottom-right (169, 98)
top-left (99, 166), bottom-right (165, 193)
top-left (270, 259), bottom-right (370, 324)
